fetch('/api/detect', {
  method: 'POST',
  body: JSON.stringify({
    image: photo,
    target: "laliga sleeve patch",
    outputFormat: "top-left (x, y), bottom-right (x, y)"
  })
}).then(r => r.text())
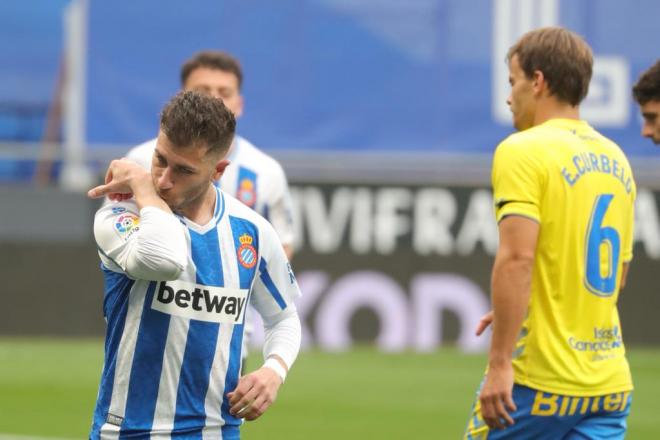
top-left (114, 213), bottom-right (140, 241)
top-left (237, 233), bottom-right (257, 269)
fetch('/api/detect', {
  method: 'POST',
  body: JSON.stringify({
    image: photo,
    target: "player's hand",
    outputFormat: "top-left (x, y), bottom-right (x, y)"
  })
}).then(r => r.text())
top-left (226, 366), bottom-right (282, 421)
top-left (479, 362), bottom-right (516, 430)
top-left (87, 158), bottom-right (149, 200)
top-left (475, 311), bottom-right (494, 336)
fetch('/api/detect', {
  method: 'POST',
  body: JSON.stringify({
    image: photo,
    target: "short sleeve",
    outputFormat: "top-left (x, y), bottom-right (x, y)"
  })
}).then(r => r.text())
top-left (492, 138), bottom-right (546, 223)
top-left (250, 220), bottom-right (301, 319)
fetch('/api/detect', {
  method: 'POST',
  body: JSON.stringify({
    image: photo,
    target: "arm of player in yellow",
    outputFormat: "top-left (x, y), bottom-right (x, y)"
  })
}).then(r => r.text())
top-left (619, 262), bottom-right (630, 290)
top-left (479, 214), bottom-right (539, 430)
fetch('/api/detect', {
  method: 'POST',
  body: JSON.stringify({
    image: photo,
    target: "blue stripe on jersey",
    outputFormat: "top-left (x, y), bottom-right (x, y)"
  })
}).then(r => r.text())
top-left (172, 228), bottom-right (223, 436)
top-left (120, 281), bottom-right (170, 437)
top-left (91, 266), bottom-right (133, 437)
top-left (219, 215), bottom-right (260, 426)
top-left (258, 258), bottom-right (287, 310)
top-left (221, 424), bottom-right (240, 440)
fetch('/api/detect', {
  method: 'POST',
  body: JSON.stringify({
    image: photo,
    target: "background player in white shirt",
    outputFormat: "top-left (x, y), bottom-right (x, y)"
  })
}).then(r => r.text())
top-left (126, 50), bottom-right (295, 259)
top-left (88, 91), bottom-right (301, 438)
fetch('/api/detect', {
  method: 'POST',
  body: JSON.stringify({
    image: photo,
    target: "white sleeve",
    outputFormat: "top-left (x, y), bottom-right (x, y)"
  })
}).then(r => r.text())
top-left (265, 164), bottom-right (295, 247)
top-left (261, 308), bottom-right (301, 369)
top-left (94, 201), bottom-right (188, 281)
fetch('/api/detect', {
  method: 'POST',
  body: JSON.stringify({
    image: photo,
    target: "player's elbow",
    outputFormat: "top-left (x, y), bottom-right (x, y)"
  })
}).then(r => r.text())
top-left (496, 249), bottom-right (535, 275)
top-left (129, 250), bottom-right (188, 281)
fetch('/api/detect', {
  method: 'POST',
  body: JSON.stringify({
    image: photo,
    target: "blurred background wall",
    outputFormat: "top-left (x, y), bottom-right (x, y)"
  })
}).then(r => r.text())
top-left (1, 0), bottom-right (659, 350)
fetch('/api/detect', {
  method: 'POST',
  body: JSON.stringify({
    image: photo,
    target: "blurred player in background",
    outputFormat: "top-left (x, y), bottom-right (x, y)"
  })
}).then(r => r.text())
top-left (127, 50), bottom-right (295, 259)
top-left (632, 59), bottom-right (660, 145)
top-left (88, 91), bottom-right (301, 438)
top-left (464, 27), bottom-right (635, 439)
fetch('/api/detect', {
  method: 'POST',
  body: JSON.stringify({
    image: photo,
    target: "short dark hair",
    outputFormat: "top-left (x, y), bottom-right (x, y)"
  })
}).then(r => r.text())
top-left (180, 50), bottom-right (243, 89)
top-left (632, 60), bottom-right (660, 105)
top-left (508, 27), bottom-right (593, 106)
top-left (160, 91), bottom-right (236, 157)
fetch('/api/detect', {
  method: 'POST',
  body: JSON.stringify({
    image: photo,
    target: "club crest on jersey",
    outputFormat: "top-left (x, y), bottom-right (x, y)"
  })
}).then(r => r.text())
top-left (237, 178), bottom-right (256, 208)
top-left (237, 233), bottom-right (257, 269)
top-left (114, 213), bottom-right (140, 240)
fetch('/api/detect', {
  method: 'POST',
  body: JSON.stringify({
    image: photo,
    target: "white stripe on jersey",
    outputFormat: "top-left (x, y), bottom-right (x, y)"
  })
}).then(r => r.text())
top-left (202, 322), bottom-right (235, 438)
top-left (151, 315), bottom-right (190, 435)
top-left (150, 240), bottom-right (197, 436)
top-left (100, 279), bottom-right (150, 438)
top-left (202, 216), bottom-right (245, 437)
top-left (99, 424), bottom-right (120, 440)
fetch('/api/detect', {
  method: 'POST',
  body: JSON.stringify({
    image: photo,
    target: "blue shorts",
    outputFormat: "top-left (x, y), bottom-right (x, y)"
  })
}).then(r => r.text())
top-left (464, 383), bottom-right (632, 440)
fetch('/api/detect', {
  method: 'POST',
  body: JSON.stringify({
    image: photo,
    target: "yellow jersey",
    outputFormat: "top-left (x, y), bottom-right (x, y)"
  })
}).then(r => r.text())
top-left (492, 118), bottom-right (635, 396)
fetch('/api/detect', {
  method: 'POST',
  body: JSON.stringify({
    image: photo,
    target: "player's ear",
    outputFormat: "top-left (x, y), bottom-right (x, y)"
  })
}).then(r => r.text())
top-left (532, 70), bottom-right (546, 96)
top-left (212, 159), bottom-right (230, 181)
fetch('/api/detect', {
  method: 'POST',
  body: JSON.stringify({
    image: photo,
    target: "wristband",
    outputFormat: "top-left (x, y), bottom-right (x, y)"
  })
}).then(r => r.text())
top-left (263, 357), bottom-right (287, 383)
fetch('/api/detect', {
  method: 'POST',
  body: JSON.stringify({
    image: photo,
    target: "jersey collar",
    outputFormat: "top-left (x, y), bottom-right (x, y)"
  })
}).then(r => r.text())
top-left (176, 187), bottom-right (226, 234)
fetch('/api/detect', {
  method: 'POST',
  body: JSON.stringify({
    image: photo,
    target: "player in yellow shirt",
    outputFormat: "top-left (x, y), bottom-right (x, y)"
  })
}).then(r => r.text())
top-left (464, 27), bottom-right (635, 439)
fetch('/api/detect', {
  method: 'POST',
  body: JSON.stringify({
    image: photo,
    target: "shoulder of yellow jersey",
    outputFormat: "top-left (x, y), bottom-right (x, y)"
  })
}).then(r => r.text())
top-left (494, 127), bottom-right (549, 162)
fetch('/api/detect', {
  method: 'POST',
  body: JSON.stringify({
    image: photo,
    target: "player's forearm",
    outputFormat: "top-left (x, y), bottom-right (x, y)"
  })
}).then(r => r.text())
top-left (261, 309), bottom-right (302, 372)
top-left (619, 262), bottom-right (630, 290)
top-left (489, 254), bottom-right (533, 367)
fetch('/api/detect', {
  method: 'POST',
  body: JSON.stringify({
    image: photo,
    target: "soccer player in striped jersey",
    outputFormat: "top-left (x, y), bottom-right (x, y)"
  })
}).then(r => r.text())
top-left (126, 50), bottom-right (296, 371)
top-left (88, 91), bottom-right (301, 439)
top-left (464, 28), bottom-right (635, 439)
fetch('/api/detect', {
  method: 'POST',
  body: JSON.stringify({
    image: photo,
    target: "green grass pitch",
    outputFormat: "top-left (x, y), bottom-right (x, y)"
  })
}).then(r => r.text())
top-left (0, 339), bottom-right (658, 439)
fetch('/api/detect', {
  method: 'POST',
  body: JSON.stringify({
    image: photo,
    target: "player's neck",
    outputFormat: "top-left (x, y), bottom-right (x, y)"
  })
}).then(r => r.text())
top-left (533, 98), bottom-right (580, 126)
top-left (180, 184), bottom-right (217, 225)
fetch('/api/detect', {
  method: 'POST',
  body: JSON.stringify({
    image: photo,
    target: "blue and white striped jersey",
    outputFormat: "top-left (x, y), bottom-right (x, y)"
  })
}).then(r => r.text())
top-left (90, 188), bottom-right (301, 439)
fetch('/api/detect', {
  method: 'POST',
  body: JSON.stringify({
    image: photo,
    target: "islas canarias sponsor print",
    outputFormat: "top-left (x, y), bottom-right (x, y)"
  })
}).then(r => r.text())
top-left (151, 279), bottom-right (248, 324)
top-left (568, 326), bottom-right (623, 361)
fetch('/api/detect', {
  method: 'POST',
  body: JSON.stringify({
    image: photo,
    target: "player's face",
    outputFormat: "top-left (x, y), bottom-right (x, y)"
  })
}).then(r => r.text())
top-left (640, 99), bottom-right (660, 145)
top-left (183, 67), bottom-right (244, 118)
top-left (507, 55), bottom-right (536, 131)
top-left (151, 131), bottom-right (228, 214)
